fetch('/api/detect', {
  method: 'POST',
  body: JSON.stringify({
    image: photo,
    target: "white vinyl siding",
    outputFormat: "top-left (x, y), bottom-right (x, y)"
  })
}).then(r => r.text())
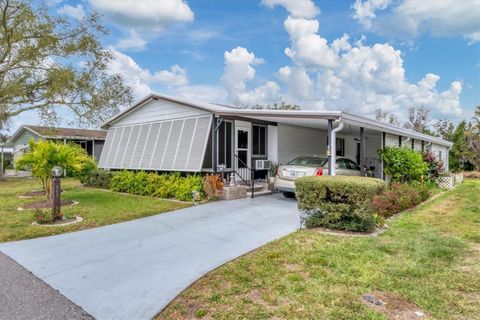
top-left (401, 136), bottom-right (411, 148)
top-left (413, 140), bottom-right (422, 151)
top-left (267, 125), bottom-right (278, 163)
top-left (385, 134), bottom-right (399, 147)
top-left (99, 115), bottom-right (212, 172)
top-left (431, 143), bottom-right (447, 164)
top-left (113, 99), bottom-right (210, 126)
top-left (277, 124), bottom-right (327, 164)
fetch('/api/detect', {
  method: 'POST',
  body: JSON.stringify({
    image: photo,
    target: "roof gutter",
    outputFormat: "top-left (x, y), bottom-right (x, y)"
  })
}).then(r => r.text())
top-left (341, 112), bottom-right (452, 147)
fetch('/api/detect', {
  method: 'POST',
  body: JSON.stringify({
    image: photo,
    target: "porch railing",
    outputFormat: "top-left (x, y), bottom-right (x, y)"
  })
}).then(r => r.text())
top-left (233, 153), bottom-right (255, 198)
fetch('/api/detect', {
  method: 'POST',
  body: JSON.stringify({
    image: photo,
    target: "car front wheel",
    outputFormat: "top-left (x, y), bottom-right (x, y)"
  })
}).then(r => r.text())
top-left (282, 192), bottom-right (295, 198)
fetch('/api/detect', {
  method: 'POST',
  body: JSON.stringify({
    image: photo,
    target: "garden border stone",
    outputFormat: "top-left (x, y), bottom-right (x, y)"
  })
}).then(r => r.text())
top-left (31, 216), bottom-right (83, 227)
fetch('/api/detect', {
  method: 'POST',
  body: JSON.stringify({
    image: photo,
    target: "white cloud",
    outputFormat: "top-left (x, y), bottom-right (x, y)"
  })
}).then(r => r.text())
top-left (284, 16), bottom-right (340, 69)
top-left (235, 81), bottom-right (281, 105)
top-left (220, 47), bottom-right (282, 105)
top-left (277, 66), bottom-right (312, 99)
top-left (221, 47), bottom-right (263, 95)
top-left (115, 30), bottom-right (147, 51)
top-left (261, 0), bottom-right (320, 18)
top-left (352, 0), bottom-right (480, 43)
top-left (172, 85), bottom-right (228, 103)
top-left (57, 4), bottom-right (86, 20)
top-left (271, 14), bottom-right (464, 117)
top-left (89, 0), bottom-right (194, 30)
top-left (351, 0), bottom-right (391, 29)
top-left (108, 48), bottom-right (188, 97)
top-left (153, 65), bottom-right (188, 86)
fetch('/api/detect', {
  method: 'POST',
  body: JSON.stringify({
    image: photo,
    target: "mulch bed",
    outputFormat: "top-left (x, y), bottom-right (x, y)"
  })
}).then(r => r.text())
top-left (362, 291), bottom-right (428, 319)
top-left (22, 200), bottom-right (75, 209)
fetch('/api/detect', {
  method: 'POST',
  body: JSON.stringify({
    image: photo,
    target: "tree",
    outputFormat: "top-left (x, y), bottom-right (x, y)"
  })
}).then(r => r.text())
top-left (374, 108), bottom-right (399, 126)
top-left (433, 119), bottom-right (455, 140)
top-left (252, 102), bottom-right (301, 110)
top-left (16, 140), bottom-right (96, 202)
top-left (434, 112), bottom-right (480, 172)
top-left (404, 106), bottom-right (431, 133)
top-left (467, 106), bottom-right (480, 170)
top-left (0, 0), bottom-right (133, 133)
top-left (235, 101), bottom-right (301, 110)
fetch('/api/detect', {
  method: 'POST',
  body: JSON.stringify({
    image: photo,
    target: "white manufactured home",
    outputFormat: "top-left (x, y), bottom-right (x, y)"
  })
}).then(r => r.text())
top-left (99, 93), bottom-right (453, 181)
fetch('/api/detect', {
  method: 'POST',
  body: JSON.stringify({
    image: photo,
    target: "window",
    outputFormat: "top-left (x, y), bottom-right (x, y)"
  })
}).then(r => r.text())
top-left (438, 150), bottom-right (442, 161)
top-left (252, 125), bottom-right (266, 156)
top-left (336, 138), bottom-right (345, 157)
top-left (217, 121), bottom-right (232, 168)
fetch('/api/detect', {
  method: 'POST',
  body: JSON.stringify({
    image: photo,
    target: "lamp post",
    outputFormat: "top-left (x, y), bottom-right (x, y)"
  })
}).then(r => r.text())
top-left (51, 166), bottom-right (63, 221)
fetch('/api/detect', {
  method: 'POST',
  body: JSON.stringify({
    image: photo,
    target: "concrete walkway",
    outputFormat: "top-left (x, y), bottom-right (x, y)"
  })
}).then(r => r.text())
top-left (0, 194), bottom-right (299, 320)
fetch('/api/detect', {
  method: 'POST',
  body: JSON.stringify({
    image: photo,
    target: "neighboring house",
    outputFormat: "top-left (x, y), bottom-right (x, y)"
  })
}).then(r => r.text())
top-left (8, 125), bottom-right (107, 163)
top-left (0, 140), bottom-right (13, 173)
top-left (98, 93), bottom-right (452, 180)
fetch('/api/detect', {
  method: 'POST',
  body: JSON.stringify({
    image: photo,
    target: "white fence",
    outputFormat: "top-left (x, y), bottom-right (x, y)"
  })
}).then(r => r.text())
top-left (436, 174), bottom-right (464, 189)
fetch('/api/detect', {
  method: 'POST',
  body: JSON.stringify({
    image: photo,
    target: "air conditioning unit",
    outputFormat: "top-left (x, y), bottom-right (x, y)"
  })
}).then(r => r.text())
top-left (255, 160), bottom-right (270, 170)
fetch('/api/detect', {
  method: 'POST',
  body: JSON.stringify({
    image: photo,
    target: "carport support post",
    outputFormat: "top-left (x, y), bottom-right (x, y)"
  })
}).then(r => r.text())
top-left (360, 127), bottom-right (366, 176)
top-left (327, 120), bottom-right (333, 175)
top-left (212, 116), bottom-right (218, 173)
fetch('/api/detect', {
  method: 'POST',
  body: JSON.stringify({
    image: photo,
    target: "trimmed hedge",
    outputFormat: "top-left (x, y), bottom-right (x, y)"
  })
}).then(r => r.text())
top-left (110, 171), bottom-right (204, 201)
top-left (80, 169), bottom-right (116, 189)
top-left (295, 176), bottom-right (385, 232)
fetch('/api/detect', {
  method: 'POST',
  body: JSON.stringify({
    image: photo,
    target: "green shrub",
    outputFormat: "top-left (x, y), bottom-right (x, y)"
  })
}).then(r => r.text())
top-left (80, 169), bottom-right (116, 189)
top-left (295, 176), bottom-right (385, 232)
top-left (378, 146), bottom-right (428, 182)
top-left (371, 182), bottom-right (432, 218)
top-left (33, 209), bottom-right (52, 224)
top-left (110, 171), bottom-right (204, 201)
top-left (110, 171), bottom-right (136, 193)
top-left (422, 150), bottom-right (445, 181)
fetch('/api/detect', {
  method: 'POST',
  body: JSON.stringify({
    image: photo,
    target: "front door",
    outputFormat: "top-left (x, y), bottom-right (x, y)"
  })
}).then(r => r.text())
top-left (235, 125), bottom-right (251, 181)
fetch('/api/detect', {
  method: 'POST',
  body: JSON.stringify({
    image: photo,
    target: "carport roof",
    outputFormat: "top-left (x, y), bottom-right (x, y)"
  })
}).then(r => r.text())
top-left (103, 93), bottom-right (452, 147)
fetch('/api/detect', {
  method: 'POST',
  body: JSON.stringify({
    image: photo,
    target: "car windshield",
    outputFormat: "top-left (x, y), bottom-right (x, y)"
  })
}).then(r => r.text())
top-left (288, 156), bottom-right (328, 166)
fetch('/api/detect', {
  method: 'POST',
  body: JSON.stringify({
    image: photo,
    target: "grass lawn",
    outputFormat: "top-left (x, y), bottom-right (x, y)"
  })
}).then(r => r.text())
top-left (159, 179), bottom-right (480, 320)
top-left (0, 178), bottom-right (190, 242)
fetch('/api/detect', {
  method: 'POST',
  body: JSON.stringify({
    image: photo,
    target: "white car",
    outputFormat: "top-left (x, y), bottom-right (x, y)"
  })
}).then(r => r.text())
top-left (274, 156), bottom-right (361, 198)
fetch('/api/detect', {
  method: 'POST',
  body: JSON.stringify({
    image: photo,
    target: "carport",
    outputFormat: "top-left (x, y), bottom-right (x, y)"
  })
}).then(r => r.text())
top-left (99, 94), bottom-right (452, 183)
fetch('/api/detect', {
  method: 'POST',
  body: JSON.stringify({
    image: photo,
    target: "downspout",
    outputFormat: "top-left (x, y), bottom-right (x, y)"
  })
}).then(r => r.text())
top-left (424, 141), bottom-right (432, 150)
top-left (330, 122), bottom-right (344, 176)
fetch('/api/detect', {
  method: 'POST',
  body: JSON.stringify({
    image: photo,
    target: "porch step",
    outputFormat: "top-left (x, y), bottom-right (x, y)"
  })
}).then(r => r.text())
top-left (247, 189), bottom-right (274, 197)
top-left (234, 183), bottom-right (264, 192)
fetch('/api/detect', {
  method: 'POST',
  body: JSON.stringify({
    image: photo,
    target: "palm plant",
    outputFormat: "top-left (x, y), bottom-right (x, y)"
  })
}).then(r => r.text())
top-left (16, 139), bottom-right (96, 201)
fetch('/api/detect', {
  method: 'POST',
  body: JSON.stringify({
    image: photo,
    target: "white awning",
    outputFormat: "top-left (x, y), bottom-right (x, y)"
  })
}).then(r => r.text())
top-left (98, 115), bottom-right (212, 172)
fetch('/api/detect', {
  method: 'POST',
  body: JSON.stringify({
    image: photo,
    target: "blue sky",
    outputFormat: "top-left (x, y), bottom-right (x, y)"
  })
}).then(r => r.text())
top-left (12, 0), bottom-right (480, 131)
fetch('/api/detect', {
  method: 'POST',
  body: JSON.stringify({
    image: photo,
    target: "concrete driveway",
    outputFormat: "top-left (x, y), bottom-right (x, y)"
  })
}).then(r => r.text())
top-left (0, 194), bottom-right (299, 320)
